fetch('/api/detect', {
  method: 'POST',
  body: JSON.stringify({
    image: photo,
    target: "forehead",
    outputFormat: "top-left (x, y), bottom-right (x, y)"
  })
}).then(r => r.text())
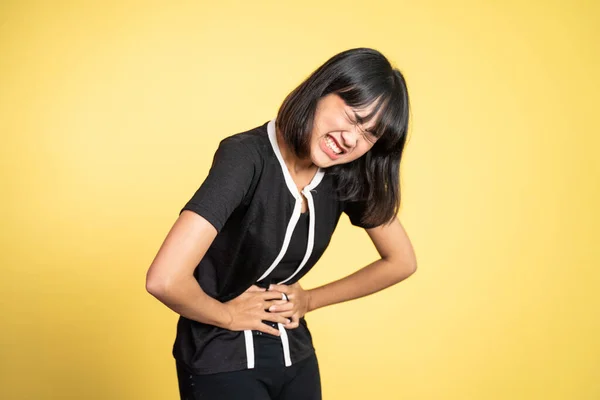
top-left (351, 102), bottom-right (378, 119)
top-left (326, 93), bottom-right (374, 116)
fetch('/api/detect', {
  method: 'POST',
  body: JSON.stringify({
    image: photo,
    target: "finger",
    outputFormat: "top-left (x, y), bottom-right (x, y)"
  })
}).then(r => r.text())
top-left (268, 302), bottom-right (294, 312)
top-left (268, 284), bottom-right (290, 294)
top-left (262, 312), bottom-right (292, 326)
top-left (263, 299), bottom-right (289, 310)
top-left (285, 314), bottom-right (300, 329)
top-left (262, 299), bottom-right (288, 310)
top-left (261, 291), bottom-right (286, 301)
top-left (271, 309), bottom-right (295, 318)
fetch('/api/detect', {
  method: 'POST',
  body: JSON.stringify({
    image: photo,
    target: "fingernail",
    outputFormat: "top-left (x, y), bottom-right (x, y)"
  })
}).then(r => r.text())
top-left (269, 306), bottom-right (276, 311)
top-left (269, 284), bottom-right (274, 290)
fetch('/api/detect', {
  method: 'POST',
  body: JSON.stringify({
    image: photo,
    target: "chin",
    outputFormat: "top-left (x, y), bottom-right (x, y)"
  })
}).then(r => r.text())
top-left (311, 153), bottom-right (336, 168)
top-left (311, 146), bottom-right (338, 168)
top-left (312, 158), bottom-right (330, 169)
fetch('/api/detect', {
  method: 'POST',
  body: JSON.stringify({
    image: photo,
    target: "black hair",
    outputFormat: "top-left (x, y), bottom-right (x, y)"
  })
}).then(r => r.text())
top-left (276, 47), bottom-right (410, 227)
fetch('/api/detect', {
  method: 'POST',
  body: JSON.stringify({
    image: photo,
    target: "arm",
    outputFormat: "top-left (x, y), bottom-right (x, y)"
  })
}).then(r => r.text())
top-left (146, 210), bottom-right (288, 336)
top-left (145, 210), bottom-right (226, 326)
top-left (306, 216), bottom-right (417, 311)
top-left (269, 217), bottom-right (417, 326)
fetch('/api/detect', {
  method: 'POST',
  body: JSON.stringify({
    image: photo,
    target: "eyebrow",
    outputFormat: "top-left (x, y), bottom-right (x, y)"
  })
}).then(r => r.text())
top-left (354, 111), bottom-right (365, 124)
top-left (345, 109), bottom-right (363, 125)
top-left (345, 110), bottom-right (374, 133)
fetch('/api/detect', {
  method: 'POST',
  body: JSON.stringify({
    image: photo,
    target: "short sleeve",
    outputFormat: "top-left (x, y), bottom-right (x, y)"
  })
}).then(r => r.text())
top-left (343, 200), bottom-right (379, 229)
top-left (180, 137), bottom-right (257, 232)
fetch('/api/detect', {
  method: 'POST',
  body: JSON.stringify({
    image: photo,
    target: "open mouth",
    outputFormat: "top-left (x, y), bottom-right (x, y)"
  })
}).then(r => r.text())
top-left (325, 134), bottom-right (345, 155)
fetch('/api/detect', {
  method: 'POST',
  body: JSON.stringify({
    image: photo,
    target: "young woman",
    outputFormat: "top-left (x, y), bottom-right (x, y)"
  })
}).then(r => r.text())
top-left (146, 47), bottom-right (417, 399)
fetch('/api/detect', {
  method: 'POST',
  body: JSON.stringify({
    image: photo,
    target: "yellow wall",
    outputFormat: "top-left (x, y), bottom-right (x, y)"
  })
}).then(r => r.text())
top-left (1, 1), bottom-right (598, 399)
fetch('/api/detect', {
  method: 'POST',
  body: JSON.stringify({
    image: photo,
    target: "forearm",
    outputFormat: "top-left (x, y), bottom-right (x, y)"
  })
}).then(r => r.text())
top-left (147, 277), bottom-right (232, 328)
top-left (307, 258), bottom-right (415, 312)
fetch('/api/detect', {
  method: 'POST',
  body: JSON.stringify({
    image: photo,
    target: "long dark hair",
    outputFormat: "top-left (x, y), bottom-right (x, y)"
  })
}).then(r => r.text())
top-left (276, 47), bottom-right (410, 227)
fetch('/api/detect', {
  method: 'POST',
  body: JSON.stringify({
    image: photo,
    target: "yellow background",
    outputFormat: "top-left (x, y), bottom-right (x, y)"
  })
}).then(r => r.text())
top-left (1, 1), bottom-right (598, 399)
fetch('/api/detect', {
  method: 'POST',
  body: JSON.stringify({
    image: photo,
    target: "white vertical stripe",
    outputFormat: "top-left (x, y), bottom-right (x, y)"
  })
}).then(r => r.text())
top-left (256, 199), bottom-right (302, 281)
top-left (267, 120), bottom-right (305, 197)
top-left (244, 330), bottom-right (255, 369)
top-left (278, 323), bottom-right (292, 367)
top-left (277, 188), bottom-right (316, 285)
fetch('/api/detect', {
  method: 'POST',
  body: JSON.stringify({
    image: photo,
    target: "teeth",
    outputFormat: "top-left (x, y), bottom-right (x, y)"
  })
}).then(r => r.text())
top-left (325, 136), bottom-right (342, 154)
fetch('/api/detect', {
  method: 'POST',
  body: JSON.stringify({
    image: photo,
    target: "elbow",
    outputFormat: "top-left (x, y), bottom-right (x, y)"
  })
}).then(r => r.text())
top-left (145, 277), bottom-right (164, 298)
top-left (404, 254), bottom-right (418, 277)
top-left (393, 259), bottom-right (417, 281)
top-left (146, 271), bottom-right (171, 300)
top-left (407, 261), bottom-right (417, 277)
top-left (402, 251), bottom-right (418, 277)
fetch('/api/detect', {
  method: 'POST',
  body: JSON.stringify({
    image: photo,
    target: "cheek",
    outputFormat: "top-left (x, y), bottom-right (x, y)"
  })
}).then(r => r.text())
top-left (315, 114), bottom-right (346, 135)
top-left (347, 143), bottom-right (373, 161)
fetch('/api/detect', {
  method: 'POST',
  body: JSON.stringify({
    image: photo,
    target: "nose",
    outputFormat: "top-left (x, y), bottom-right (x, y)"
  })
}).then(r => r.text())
top-left (340, 129), bottom-right (358, 149)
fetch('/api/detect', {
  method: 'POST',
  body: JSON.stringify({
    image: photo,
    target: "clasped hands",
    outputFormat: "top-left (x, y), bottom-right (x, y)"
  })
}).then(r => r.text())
top-left (223, 282), bottom-right (311, 336)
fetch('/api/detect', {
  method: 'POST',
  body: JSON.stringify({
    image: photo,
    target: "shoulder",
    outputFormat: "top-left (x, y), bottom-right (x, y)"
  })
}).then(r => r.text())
top-left (217, 121), bottom-right (271, 166)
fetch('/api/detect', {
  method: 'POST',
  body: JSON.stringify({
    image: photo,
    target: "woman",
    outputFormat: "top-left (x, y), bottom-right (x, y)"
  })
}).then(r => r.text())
top-left (146, 47), bottom-right (417, 399)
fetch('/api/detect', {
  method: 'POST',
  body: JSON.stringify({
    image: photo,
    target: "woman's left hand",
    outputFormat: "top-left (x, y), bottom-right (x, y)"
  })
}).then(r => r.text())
top-left (267, 282), bottom-right (311, 329)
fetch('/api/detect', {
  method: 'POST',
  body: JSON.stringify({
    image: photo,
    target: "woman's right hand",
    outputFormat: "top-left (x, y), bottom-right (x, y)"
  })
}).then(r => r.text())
top-left (223, 285), bottom-right (290, 336)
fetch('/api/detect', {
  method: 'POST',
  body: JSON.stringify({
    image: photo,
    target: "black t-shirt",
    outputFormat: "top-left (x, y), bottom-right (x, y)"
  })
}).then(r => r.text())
top-left (256, 211), bottom-right (309, 287)
top-left (173, 119), bottom-right (377, 375)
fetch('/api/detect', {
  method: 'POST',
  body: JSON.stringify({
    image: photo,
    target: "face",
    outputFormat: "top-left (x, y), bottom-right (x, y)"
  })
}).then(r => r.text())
top-left (308, 93), bottom-right (380, 168)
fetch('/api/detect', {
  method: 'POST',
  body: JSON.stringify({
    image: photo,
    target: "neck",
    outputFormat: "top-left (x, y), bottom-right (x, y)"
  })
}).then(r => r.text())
top-left (276, 128), bottom-right (317, 175)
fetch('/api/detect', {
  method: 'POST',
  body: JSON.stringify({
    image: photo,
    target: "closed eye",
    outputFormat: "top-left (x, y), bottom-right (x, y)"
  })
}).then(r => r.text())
top-left (362, 130), bottom-right (377, 144)
top-left (344, 110), bottom-right (376, 144)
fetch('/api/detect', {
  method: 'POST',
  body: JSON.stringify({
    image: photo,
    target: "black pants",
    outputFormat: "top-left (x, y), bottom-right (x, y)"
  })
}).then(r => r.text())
top-left (175, 332), bottom-right (321, 399)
